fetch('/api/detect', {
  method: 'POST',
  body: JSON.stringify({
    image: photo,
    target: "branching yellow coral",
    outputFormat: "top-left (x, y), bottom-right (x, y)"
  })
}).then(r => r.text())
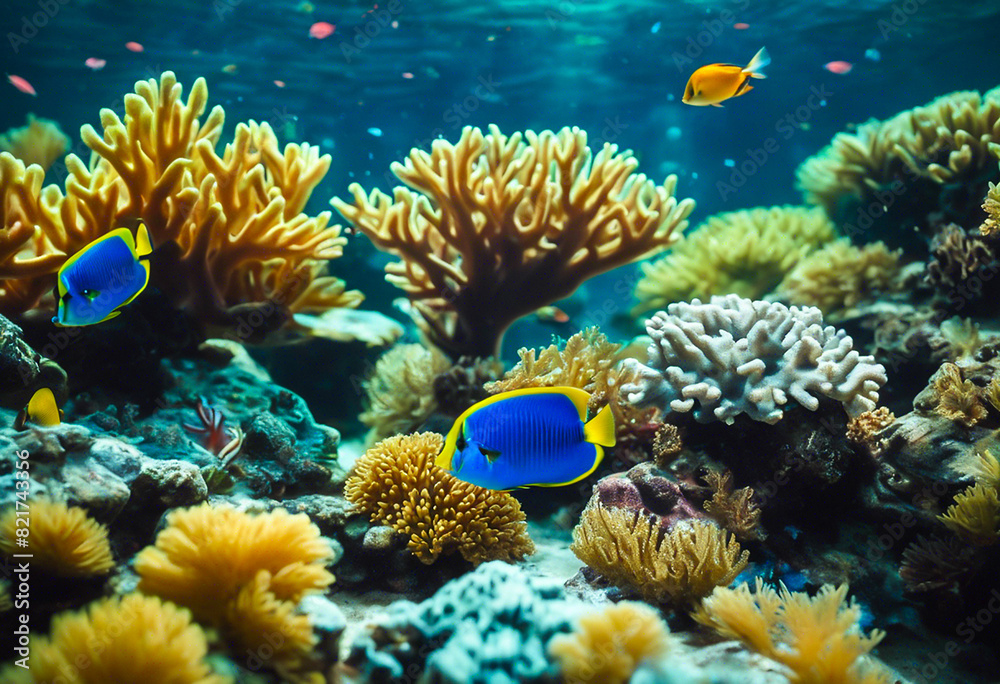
top-left (360, 343), bottom-right (453, 443)
top-left (634, 206), bottom-right (835, 314)
top-left (549, 602), bottom-right (674, 684)
top-left (333, 124), bottom-right (695, 358)
top-left (570, 502), bottom-right (748, 605)
top-left (0, 594), bottom-right (229, 684)
top-left (0, 498), bottom-right (113, 577)
top-left (345, 432), bottom-right (534, 564)
top-left (135, 503), bottom-right (333, 623)
top-left (0, 72), bottom-right (365, 342)
top-left (798, 86), bottom-right (1000, 214)
top-left (776, 239), bottom-right (903, 317)
top-left (932, 363), bottom-right (987, 427)
top-left (0, 114), bottom-right (69, 171)
top-left (694, 579), bottom-right (890, 684)
top-left (938, 483), bottom-right (1000, 545)
top-left (982, 176), bottom-right (1000, 236)
top-left (972, 449), bottom-right (1000, 490)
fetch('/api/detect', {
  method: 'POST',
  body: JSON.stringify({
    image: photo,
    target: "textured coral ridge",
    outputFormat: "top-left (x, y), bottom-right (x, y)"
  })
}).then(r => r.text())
top-left (625, 295), bottom-right (887, 424)
top-left (334, 124), bottom-right (695, 358)
top-left (345, 432), bottom-right (535, 565)
top-left (0, 71), bottom-right (362, 340)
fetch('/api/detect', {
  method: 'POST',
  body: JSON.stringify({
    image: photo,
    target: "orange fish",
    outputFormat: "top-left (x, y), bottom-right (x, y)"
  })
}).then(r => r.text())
top-left (824, 61), bottom-right (853, 74)
top-left (7, 74), bottom-right (36, 96)
top-left (682, 47), bottom-right (769, 107)
top-left (309, 21), bottom-right (335, 39)
top-left (125, 41), bottom-right (144, 52)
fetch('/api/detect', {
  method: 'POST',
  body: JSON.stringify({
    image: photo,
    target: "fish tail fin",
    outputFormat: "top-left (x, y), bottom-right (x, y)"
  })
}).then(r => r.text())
top-left (584, 404), bottom-right (616, 447)
top-left (135, 222), bottom-right (153, 260)
top-left (744, 46), bottom-right (770, 79)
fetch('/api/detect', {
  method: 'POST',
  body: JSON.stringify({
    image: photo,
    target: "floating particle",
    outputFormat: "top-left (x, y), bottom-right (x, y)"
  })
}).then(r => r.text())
top-left (422, 66), bottom-right (440, 79)
top-left (367, 127), bottom-right (383, 137)
top-left (487, 34), bottom-right (496, 41)
top-left (733, 22), bottom-right (750, 29)
top-left (691, 171), bottom-right (698, 180)
top-left (273, 79), bottom-right (286, 87)
top-left (297, 0), bottom-right (315, 13)
top-left (321, 137), bottom-right (335, 149)
top-left (650, 21), bottom-right (661, 34)
top-left (723, 158), bottom-right (735, 167)
top-left (309, 21), bottom-right (336, 39)
top-left (7, 75), bottom-right (36, 96)
top-left (824, 60), bottom-right (853, 74)
top-left (222, 64), bottom-right (238, 74)
top-left (84, 57), bottom-right (106, 70)
top-left (666, 126), bottom-right (682, 140)
top-left (865, 48), bottom-right (881, 61)
top-left (391, 20), bottom-right (398, 28)
top-left (125, 41), bottom-right (144, 52)
top-left (401, 72), bottom-right (414, 79)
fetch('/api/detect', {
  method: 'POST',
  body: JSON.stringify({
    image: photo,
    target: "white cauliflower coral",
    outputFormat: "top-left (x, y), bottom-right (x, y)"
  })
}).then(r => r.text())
top-left (624, 295), bottom-right (887, 424)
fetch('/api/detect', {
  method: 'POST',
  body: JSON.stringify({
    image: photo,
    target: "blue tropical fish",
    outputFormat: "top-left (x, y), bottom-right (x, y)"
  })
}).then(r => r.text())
top-left (434, 387), bottom-right (616, 491)
top-left (53, 224), bottom-right (152, 327)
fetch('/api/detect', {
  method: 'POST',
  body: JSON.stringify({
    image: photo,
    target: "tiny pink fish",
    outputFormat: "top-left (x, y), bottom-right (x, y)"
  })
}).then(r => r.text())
top-left (274, 80), bottom-right (286, 88)
top-left (309, 21), bottom-right (335, 39)
top-left (85, 57), bottom-right (106, 70)
top-left (7, 75), bottom-right (36, 96)
top-left (125, 41), bottom-right (144, 52)
top-left (401, 71), bottom-right (414, 79)
top-left (733, 22), bottom-right (749, 29)
top-left (824, 60), bottom-right (853, 74)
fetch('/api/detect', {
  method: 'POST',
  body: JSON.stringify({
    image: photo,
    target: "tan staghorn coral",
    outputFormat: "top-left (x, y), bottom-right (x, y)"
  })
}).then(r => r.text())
top-left (776, 239), bottom-right (903, 317)
top-left (360, 342), bottom-right (453, 443)
top-left (333, 124), bottom-right (695, 358)
top-left (633, 205), bottom-right (835, 314)
top-left (938, 483), bottom-right (1000, 545)
top-left (932, 362), bottom-right (987, 427)
top-left (694, 579), bottom-right (891, 684)
top-left (345, 432), bottom-right (534, 565)
top-left (982, 175), bottom-right (1000, 236)
top-left (0, 593), bottom-right (229, 684)
top-left (0, 72), bottom-right (371, 342)
top-left (549, 601), bottom-right (675, 684)
top-left (703, 470), bottom-right (764, 542)
top-left (0, 114), bottom-right (70, 172)
top-left (134, 503), bottom-right (332, 678)
top-left (0, 498), bottom-right (113, 577)
top-left (570, 501), bottom-right (748, 605)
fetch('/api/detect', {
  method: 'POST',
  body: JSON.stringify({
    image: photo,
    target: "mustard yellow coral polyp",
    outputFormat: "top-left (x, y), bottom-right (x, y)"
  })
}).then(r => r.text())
top-left (134, 503), bottom-right (334, 624)
top-left (0, 498), bottom-right (114, 577)
top-left (0, 593), bottom-right (229, 684)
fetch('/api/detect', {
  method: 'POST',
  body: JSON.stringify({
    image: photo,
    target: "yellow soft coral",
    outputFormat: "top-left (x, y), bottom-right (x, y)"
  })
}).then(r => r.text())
top-left (798, 86), bottom-right (1000, 214)
top-left (0, 593), bottom-right (229, 684)
top-left (982, 175), bottom-right (1000, 236)
top-left (0, 72), bottom-right (368, 342)
top-left (933, 363), bottom-right (987, 427)
top-left (360, 343), bottom-right (453, 443)
top-left (570, 502), bottom-right (748, 605)
top-left (345, 432), bottom-right (534, 564)
top-left (695, 579), bottom-right (890, 684)
top-left (938, 483), bottom-right (1000, 545)
top-left (549, 602), bottom-right (675, 684)
top-left (0, 114), bottom-right (69, 171)
top-left (776, 239), bottom-right (903, 317)
top-left (633, 206), bottom-right (835, 314)
top-left (135, 503), bottom-right (333, 623)
top-left (333, 124), bottom-right (695, 358)
top-left (0, 498), bottom-right (113, 577)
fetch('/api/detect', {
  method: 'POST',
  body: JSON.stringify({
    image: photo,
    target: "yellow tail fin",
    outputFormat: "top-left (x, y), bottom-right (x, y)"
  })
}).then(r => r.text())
top-left (584, 404), bottom-right (616, 447)
top-left (135, 222), bottom-right (153, 259)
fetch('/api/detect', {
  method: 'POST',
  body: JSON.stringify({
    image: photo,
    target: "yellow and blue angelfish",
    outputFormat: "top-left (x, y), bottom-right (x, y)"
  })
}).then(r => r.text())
top-left (434, 387), bottom-right (616, 491)
top-left (14, 387), bottom-right (62, 429)
top-left (53, 224), bottom-right (152, 326)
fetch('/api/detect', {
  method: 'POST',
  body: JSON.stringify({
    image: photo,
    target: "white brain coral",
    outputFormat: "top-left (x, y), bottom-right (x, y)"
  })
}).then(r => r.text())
top-left (624, 295), bottom-right (887, 424)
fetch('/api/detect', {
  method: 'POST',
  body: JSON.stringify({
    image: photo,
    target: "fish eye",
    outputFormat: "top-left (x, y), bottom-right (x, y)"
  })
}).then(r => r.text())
top-left (81, 289), bottom-right (100, 300)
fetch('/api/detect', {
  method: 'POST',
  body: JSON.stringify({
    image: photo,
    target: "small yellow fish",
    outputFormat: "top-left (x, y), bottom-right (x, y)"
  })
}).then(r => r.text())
top-left (683, 47), bottom-right (770, 107)
top-left (14, 387), bottom-right (62, 429)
